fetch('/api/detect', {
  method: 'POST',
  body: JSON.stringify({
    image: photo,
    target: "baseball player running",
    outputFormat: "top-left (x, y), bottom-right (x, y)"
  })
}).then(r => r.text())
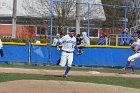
top-left (122, 33), bottom-right (140, 74)
top-left (56, 28), bottom-right (79, 77)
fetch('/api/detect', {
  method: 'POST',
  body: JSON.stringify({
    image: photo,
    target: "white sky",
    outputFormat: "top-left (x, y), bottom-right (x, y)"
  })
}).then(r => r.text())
top-left (0, 0), bottom-right (106, 21)
top-left (0, 0), bottom-right (27, 16)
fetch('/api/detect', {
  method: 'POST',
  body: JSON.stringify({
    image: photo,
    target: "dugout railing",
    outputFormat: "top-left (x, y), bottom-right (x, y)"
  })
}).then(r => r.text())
top-left (106, 34), bottom-right (132, 46)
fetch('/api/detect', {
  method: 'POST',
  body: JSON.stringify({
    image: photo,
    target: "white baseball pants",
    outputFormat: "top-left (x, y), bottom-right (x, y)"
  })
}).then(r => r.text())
top-left (128, 52), bottom-right (140, 62)
top-left (59, 51), bottom-right (73, 67)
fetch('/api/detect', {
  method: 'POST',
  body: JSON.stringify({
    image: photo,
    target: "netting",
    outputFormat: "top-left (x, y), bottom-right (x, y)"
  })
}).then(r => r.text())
top-left (48, 0), bottom-right (129, 45)
top-left (1, 0), bottom-right (137, 45)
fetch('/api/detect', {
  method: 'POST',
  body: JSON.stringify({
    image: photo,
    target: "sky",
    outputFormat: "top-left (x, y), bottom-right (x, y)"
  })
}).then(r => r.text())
top-left (0, 0), bottom-right (106, 21)
top-left (0, 0), bottom-right (27, 16)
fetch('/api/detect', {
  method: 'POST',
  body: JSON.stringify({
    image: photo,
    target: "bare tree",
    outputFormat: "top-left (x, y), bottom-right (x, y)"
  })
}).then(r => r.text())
top-left (22, 0), bottom-right (107, 35)
top-left (22, 0), bottom-right (76, 34)
top-left (134, 0), bottom-right (140, 27)
top-left (53, 0), bottom-right (76, 34)
top-left (22, 0), bottom-right (49, 17)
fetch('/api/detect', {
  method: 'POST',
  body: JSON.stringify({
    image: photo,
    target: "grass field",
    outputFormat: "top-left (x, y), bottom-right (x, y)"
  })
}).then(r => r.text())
top-left (0, 64), bottom-right (140, 89)
top-left (0, 73), bottom-right (140, 89)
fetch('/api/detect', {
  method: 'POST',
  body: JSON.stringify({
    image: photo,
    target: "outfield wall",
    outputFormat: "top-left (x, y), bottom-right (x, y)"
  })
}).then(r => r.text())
top-left (1, 43), bottom-right (140, 67)
top-left (51, 45), bottom-right (140, 67)
top-left (0, 43), bottom-right (28, 63)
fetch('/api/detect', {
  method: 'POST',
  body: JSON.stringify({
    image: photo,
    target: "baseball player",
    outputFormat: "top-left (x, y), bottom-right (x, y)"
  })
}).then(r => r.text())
top-left (120, 28), bottom-right (132, 46)
top-left (53, 34), bottom-right (60, 44)
top-left (76, 34), bottom-right (82, 45)
top-left (0, 39), bottom-right (4, 57)
top-left (122, 33), bottom-right (140, 74)
top-left (97, 35), bottom-right (106, 45)
top-left (56, 28), bottom-right (79, 77)
top-left (81, 32), bottom-right (90, 46)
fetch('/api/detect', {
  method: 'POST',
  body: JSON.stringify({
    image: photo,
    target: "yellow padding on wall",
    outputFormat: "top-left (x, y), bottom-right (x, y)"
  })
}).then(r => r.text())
top-left (3, 42), bottom-right (26, 45)
top-left (81, 45), bottom-right (130, 48)
top-left (2, 42), bottom-right (131, 48)
top-left (52, 44), bottom-right (130, 48)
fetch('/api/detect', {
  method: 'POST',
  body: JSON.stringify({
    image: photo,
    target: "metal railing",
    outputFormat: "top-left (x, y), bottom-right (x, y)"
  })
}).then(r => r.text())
top-left (107, 34), bottom-right (132, 46)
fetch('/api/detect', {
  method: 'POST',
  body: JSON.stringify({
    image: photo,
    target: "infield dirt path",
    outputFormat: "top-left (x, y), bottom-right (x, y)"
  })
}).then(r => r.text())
top-left (0, 67), bottom-right (140, 78)
top-left (0, 67), bottom-right (140, 93)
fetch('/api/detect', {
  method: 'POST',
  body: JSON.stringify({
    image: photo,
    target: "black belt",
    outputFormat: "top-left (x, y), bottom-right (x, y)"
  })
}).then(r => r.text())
top-left (62, 50), bottom-right (73, 53)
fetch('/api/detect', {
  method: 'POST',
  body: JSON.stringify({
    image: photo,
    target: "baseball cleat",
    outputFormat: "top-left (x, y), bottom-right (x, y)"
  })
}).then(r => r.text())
top-left (130, 72), bottom-right (135, 74)
top-left (121, 67), bottom-right (126, 71)
top-left (63, 75), bottom-right (68, 78)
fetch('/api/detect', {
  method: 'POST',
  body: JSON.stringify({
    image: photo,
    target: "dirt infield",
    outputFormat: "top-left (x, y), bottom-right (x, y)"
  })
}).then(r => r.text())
top-left (0, 67), bottom-right (140, 78)
top-left (0, 67), bottom-right (140, 93)
top-left (0, 80), bottom-right (140, 93)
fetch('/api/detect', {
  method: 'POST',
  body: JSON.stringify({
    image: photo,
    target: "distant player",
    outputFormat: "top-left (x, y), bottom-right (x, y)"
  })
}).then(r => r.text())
top-left (119, 28), bottom-right (131, 46)
top-left (0, 39), bottom-right (4, 57)
top-left (97, 35), bottom-right (106, 45)
top-left (76, 34), bottom-right (82, 45)
top-left (122, 33), bottom-right (140, 74)
top-left (80, 32), bottom-right (90, 46)
top-left (56, 28), bottom-right (79, 77)
top-left (53, 34), bottom-right (60, 44)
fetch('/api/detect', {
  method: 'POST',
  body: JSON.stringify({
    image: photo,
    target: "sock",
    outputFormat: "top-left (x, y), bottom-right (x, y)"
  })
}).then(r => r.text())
top-left (64, 67), bottom-right (71, 76)
top-left (131, 65), bottom-right (135, 73)
top-left (125, 61), bottom-right (130, 69)
top-left (0, 49), bottom-right (4, 57)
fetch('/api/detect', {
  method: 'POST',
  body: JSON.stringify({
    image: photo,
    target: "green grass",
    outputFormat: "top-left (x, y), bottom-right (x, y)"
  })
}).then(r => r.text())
top-left (0, 64), bottom-right (140, 89)
top-left (0, 73), bottom-right (140, 89)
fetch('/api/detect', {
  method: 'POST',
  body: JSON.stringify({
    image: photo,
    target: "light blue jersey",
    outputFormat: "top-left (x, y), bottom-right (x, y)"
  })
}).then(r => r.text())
top-left (132, 39), bottom-right (140, 51)
top-left (81, 32), bottom-right (90, 46)
top-left (53, 38), bottom-right (59, 44)
top-left (59, 35), bottom-right (76, 52)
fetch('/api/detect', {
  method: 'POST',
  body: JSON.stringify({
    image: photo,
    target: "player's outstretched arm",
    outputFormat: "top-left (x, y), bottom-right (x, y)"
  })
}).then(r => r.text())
top-left (131, 45), bottom-right (138, 53)
top-left (74, 46), bottom-right (83, 55)
top-left (56, 42), bottom-right (61, 51)
top-left (74, 45), bottom-right (79, 51)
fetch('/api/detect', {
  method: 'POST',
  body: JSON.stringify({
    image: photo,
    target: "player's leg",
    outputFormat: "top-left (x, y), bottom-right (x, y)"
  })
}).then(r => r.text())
top-left (63, 53), bottom-right (73, 77)
top-left (128, 53), bottom-right (140, 74)
top-left (56, 58), bottom-right (61, 65)
top-left (67, 53), bottom-right (73, 67)
top-left (0, 49), bottom-right (4, 57)
top-left (59, 52), bottom-right (67, 67)
top-left (122, 61), bottom-right (130, 71)
top-left (122, 54), bottom-right (136, 71)
top-left (130, 61), bottom-right (135, 74)
top-left (63, 66), bottom-right (71, 77)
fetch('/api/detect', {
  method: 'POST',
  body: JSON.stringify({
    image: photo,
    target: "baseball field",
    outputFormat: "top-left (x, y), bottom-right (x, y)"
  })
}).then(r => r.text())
top-left (0, 64), bottom-right (140, 93)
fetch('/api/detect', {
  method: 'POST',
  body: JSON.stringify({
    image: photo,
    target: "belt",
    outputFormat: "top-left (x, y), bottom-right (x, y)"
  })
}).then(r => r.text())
top-left (62, 50), bottom-right (73, 53)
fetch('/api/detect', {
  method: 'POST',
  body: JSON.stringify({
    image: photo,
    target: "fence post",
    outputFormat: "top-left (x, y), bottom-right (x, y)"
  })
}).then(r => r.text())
top-left (116, 35), bottom-right (118, 46)
top-left (105, 37), bottom-right (108, 45)
top-left (76, 0), bottom-right (81, 34)
top-left (87, 0), bottom-right (91, 37)
top-left (49, 0), bottom-right (54, 64)
top-left (109, 37), bottom-right (111, 45)
top-left (28, 42), bottom-right (31, 65)
top-left (12, 0), bottom-right (17, 38)
top-left (124, 7), bottom-right (127, 28)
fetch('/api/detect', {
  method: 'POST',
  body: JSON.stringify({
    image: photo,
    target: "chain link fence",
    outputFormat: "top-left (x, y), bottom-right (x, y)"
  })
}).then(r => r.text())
top-left (1, 0), bottom-right (139, 46)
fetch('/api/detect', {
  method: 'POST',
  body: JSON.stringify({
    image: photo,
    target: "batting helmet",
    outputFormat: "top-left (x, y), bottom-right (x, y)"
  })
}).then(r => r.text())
top-left (69, 28), bottom-right (75, 32)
